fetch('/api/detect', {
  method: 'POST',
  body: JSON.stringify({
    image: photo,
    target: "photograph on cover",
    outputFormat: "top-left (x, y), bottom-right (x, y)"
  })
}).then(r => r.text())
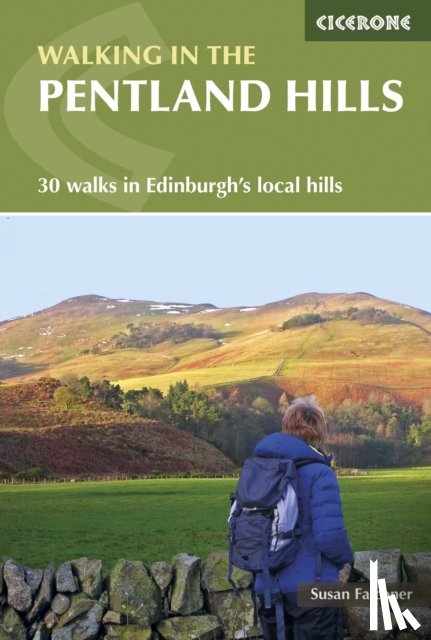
top-left (0, 215), bottom-right (430, 638)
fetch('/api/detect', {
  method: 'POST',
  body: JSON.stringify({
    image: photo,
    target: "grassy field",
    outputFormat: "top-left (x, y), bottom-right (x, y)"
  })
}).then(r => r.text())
top-left (1, 468), bottom-right (430, 572)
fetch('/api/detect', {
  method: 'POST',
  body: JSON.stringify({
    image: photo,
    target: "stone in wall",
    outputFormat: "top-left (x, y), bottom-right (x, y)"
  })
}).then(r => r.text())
top-left (71, 590), bottom-right (108, 640)
top-left (403, 553), bottom-right (431, 583)
top-left (4, 560), bottom-right (33, 613)
top-left (102, 611), bottom-right (124, 626)
top-left (52, 591), bottom-right (108, 640)
top-left (149, 562), bottom-right (172, 598)
top-left (71, 559), bottom-right (103, 599)
top-left (338, 562), bottom-right (353, 584)
top-left (52, 626), bottom-right (72, 640)
top-left (28, 563), bottom-right (55, 623)
top-left (56, 563), bottom-right (78, 594)
top-left (170, 553), bottom-right (203, 615)
top-left (57, 594), bottom-right (96, 628)
top-left (156, 614), bottom-right (223, 640)
top-left (344, 606), bottom-right (388, 640)
top-left (32, 622), bottom-right (50, 640)
top-left (51, 594), bottom-right (71, 616)
top-left (43, 612), bottom-right (58, 630)
top-left (104, 624), bottom-right (157, 640)
top-left (207, 589), bottom-right (262, 639)
top-left (0, 606), bottom-right (27, 640)
top-left (353, 549), bottom-right (402, 582)
top-left (402, 607), bottom-right (431, 638)
top-left (109, 560), bottom-right (162, 626)
top-left (201, 550), bottom-right (252, 593)
top-left (201, 550), bottom-right (261, 637)
top-left (27, 622), bottom-right (37, 640)
top-left (24, 569), bottom-right (44, 598)
top-left (149, 562), bottom-right (172, 618)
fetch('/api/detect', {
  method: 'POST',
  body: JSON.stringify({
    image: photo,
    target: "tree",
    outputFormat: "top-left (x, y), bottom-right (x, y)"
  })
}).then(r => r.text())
top-left (60, 373), bottom-right (93, 401)
top-left (136, 391), bottom-right (167, 421)
top-left (251, 396), bottom-right (274, 415)
top-left (123, 387), bottom-right (167, 420)
top-left (114, 322), bottom-right (219, 349)
top-left (407, 415), bottom-right (431, 447)
top-left (282, 313), bottom-right (322, 330)
top-left (92, 379), bottom-right (123, 409)
top-left (60, 372), bottom-right (81, 395)
top-left (346, 307), bottom-right (359, 317)
top-left (386, 414), bottom-right (401, 439)
top-left (123, 388), bottom-right (146, 414)
top-left (375, 422), bottom-right (386, 438)
top-left (54, 386), bottom-right (76, 410)
top-left (165, 381), bottom-right (221, 434)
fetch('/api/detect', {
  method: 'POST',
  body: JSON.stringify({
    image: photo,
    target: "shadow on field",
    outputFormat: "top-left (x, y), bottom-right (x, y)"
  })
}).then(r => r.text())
top-left (0, 360), bottom-right (45, 379)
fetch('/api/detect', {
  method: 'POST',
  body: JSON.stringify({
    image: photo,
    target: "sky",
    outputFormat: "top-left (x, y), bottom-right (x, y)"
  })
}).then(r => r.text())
top-left (1, 215), bottom-right (430, 321)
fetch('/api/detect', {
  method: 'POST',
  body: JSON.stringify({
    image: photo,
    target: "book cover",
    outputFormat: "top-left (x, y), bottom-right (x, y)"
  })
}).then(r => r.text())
top-left (0, 1), bottom-right (430, 638)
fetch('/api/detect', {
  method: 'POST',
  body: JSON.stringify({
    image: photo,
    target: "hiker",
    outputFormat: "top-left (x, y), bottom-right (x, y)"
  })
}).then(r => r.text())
top-left (228, 395), bottom-right (353, 640)
top-left (254, 396), bottom-right (353, 639)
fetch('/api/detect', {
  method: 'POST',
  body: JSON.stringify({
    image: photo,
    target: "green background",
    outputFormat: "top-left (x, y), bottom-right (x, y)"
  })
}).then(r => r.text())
top-left (0, 0), bottom-right (430, 212)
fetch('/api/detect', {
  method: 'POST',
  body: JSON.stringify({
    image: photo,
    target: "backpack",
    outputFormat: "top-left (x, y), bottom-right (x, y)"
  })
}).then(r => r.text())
top-left (227, 455), bottom-right (324, 639)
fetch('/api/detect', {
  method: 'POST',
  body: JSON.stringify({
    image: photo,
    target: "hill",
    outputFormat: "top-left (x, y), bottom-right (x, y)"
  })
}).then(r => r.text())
top-left (1, 292), bottom-right (431, 408)
top-left (0, 379), bottom-right (234, 478)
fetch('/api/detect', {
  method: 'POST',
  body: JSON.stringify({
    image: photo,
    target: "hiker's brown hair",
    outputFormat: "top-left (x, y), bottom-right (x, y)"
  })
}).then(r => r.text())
top-left (282, 396), bottom-right (327, 448)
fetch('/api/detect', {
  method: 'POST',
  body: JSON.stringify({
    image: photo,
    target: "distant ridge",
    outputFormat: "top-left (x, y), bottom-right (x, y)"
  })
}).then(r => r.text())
top-left (0, 291), bottom-right (430, 409)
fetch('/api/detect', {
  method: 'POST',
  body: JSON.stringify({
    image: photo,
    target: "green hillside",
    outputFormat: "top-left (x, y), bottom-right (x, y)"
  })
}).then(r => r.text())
top-left (1, 292), bottom-right (430, 408)
top-left (0, 379), bottom-right (234, 478)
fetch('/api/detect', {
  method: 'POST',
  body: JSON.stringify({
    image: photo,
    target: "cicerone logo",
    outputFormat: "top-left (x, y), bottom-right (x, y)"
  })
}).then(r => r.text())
top-left (316, 15), bottom-right (411, 32)
top-left (369, 560), bottom-right (420, 632)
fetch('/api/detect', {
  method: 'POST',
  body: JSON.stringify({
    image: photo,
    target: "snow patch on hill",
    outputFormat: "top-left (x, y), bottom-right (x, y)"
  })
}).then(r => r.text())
top-left (150, 304), bottom-right (192, 313)
top-left (39, 327), bottom-right (53, 336)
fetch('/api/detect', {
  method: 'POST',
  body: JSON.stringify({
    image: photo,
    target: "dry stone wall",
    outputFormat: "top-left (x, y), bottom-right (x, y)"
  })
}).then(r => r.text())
top-left (0, 550), bottom-right (430, 640)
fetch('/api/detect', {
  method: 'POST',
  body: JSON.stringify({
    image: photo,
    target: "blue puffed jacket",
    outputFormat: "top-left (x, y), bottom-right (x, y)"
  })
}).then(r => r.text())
top-left (253, 432), bottom-right (353, 594)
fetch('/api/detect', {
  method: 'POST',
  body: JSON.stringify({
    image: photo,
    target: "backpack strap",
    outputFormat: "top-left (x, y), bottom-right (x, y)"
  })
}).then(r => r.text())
top-left (257, 515), bottom-right (274, 609)
top-left (274, 592), bottom-right (285, 640)
top-left (295, 456), bottom-right (330, 469)
top-left (227, 519), bottom-right (241, 598)
top-left (250, 581), bottom-right (258, 626)
top-left (259, 577), bottom-right (286, 640)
